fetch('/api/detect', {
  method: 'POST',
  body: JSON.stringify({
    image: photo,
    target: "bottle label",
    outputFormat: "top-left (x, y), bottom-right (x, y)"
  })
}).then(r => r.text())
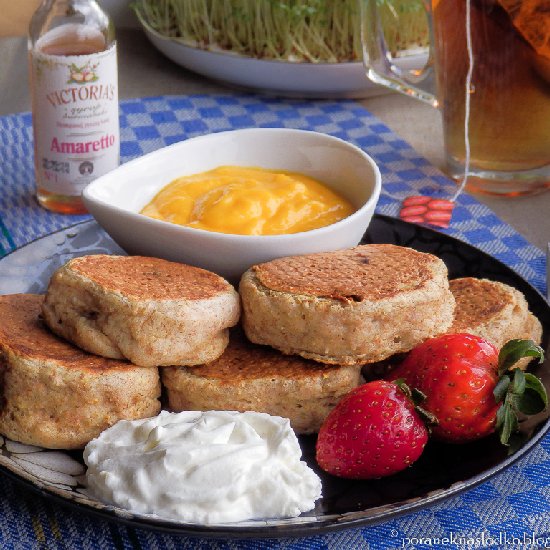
top-left (30, 44), bottom-right (119, 196)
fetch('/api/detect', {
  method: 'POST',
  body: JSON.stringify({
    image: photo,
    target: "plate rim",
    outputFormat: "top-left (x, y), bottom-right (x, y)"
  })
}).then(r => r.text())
top-left (0, 214), bottom-right (548, 539)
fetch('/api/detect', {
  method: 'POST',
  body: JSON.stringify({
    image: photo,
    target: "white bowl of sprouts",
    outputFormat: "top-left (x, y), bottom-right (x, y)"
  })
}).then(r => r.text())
top-left (133, 0), bottom-right (429, 98)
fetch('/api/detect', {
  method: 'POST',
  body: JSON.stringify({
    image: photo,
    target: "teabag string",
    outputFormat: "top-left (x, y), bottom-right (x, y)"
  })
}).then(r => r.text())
top-left (400, 0), bottom-right (474, 229)
top-left (451, 0), bottom-right (474, 202)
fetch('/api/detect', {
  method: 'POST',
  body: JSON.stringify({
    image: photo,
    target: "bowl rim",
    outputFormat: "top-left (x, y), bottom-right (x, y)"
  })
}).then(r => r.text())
top-left (83, 128), bottom-right (382, 242)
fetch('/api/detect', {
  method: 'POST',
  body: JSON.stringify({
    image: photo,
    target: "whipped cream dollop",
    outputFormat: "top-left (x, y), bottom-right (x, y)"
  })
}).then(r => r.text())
top-left (84, 410), bottom-right (322, 524)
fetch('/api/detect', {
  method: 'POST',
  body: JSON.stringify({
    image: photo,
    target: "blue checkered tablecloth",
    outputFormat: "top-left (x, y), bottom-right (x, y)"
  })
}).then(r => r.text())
top-left (0, 94), bottom-right (548, 549)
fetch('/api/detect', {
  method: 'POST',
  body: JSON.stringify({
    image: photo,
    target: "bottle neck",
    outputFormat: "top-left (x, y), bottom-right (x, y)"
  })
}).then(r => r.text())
top-left (29, 0), bottom-right (113, 51)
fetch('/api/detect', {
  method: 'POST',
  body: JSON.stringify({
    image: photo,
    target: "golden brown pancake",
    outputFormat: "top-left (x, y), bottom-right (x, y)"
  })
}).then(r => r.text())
top-left (68, 254), bottom-right (230, 300)
top-left (240, 244), bottom-right (455, 365)
top-left (449, 277), bottom-right (543, 369)
top-left (41, 255), bottom-right (240, 367)
top-left (162, 329), bottom-right (363, 434)
top-left (0, 294), bottom-right (160, 449)
top-left (253, 244), bottom-right (438, 301)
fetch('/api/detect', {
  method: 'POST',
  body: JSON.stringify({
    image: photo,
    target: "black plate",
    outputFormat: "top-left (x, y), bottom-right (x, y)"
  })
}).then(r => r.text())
top-left (0, 214), bottom-right (548, 539)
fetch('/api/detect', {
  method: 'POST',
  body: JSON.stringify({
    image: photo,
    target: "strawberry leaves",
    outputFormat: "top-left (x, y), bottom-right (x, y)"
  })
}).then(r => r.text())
top-left (521, 373), bottom-right (549, 413)
top-left (497, 339), bottom-right (544, 375)
top-left (394, 379), bottom-right (439, 428)
top-left (493, 340), bottom-right (547, 447)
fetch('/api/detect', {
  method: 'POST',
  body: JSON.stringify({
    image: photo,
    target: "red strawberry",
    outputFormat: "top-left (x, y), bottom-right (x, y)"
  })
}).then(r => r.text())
top-left (315, 380), bottom-right (431, 479)
top-left (388, 334), bottom-right (547, 445)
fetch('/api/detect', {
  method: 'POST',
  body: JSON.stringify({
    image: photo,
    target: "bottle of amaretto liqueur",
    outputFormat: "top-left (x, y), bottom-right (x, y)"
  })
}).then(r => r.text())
top-left (29, 0), bottom-right (119, 214)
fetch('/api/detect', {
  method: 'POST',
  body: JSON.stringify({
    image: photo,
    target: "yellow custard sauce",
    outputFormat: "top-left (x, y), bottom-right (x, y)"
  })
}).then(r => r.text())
top-left (140, 166), bottom-right (355, 235)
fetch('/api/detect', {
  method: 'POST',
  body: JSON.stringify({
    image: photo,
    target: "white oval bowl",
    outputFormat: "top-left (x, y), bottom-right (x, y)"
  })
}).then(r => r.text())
top-left (82, 128), bottom-right (381, 281)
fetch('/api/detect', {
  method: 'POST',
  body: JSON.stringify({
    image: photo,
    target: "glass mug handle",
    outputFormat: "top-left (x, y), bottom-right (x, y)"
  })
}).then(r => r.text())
top-left (361, 0), bottom-right (437, 107)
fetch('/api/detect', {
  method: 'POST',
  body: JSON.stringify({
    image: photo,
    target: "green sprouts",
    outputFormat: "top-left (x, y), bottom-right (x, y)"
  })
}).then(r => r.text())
top-left (135, 0), bottom-right (428, 63)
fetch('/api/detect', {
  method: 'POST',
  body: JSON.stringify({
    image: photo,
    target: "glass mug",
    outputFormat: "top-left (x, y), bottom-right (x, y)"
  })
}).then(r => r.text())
top-left (361, 0), bottom-right (550, 196)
